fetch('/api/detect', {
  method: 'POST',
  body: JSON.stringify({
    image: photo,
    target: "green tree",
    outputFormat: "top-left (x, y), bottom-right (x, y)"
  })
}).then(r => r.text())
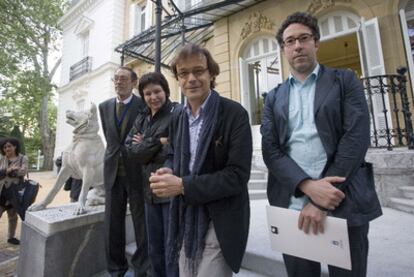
top-left (0, 0), bottom-right (67, 169)
top-left (10, 125), bottom-right (25, 154)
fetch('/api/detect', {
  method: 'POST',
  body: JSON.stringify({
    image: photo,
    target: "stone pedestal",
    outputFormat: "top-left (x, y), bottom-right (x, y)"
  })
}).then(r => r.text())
top-left (16, 203), bottom-right (134, 277)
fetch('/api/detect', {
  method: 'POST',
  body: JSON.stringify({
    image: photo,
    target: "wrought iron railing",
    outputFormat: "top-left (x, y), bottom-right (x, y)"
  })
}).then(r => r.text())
top-left (362, 67), bottom-right (414, 150)
top-left (69, 56), bottom-right (92, 81)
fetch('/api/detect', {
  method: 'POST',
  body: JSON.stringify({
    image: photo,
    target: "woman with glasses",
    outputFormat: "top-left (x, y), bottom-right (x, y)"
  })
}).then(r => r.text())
top-left (125, 72), bottom-right (180, 277)
top-left (0, 137), bottom-right (29, 245)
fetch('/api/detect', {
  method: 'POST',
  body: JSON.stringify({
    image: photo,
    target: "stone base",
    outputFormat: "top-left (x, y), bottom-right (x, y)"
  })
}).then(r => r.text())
top-left (17, 203), bottom-right (134, 277)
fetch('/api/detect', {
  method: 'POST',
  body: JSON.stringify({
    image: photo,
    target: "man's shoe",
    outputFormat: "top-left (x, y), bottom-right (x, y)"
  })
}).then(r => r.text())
top-left (7, 238), bottom-right (20, 245)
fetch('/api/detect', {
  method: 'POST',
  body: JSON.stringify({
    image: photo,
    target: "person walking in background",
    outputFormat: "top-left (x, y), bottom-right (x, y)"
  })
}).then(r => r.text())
top-left (0, 137), bottom-right (29, 245)
top-left (55, 154), bottom-right (83, 202)
top-left (149, 44), bottom-right (252, 277)
top-left (261, 12), bottom-right (382, 277)
top-left (99, 66), bottom-right (151, 277)
top-left (126, 72), bottom-right (180, 277)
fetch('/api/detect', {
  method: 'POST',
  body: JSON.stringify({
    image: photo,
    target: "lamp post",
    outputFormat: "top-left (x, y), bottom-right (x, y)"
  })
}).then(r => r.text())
top-left (154, 0), bottom-right (162, 73)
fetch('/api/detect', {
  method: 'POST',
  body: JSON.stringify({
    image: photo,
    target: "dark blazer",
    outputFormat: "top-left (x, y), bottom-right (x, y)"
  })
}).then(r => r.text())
top-left (99, 94), bottom-right (145, 190)
top-left (169, 96), bottom-right (252, 273)
top-left (261, 65), bottom-right (382, 226)
top-left (125, 100), bottom-right (181, 203)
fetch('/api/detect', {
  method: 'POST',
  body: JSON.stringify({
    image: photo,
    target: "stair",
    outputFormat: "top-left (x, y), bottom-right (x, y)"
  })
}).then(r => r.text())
top-left (387, 185), bottom-right (414, 214)
top-left (248, 169), bottom-right (267, 200)
top-left (400, 186), bottom-right (414, 199)
top-left (389, 197), bottom-right (414, 214)
top-left (125, 242), bottom-right (270, 276)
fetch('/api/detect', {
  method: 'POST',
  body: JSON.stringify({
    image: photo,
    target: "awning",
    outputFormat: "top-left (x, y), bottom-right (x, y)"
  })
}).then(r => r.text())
top-left (115, 0), bottom-right (266, 68)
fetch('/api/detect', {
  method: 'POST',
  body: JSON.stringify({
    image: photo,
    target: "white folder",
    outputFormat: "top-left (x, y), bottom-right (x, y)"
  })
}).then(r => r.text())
top-left (266, 205), bottom-right (351, 270)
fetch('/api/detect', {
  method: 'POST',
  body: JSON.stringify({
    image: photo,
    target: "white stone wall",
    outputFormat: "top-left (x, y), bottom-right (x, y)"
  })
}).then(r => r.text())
top-left (55, 0), bottom-right (127, 159)
top-left (59, 0), bottom-right (125, 87)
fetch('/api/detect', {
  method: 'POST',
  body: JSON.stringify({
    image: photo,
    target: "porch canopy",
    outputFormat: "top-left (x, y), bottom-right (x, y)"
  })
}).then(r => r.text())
top-left (115, 0), bottom-right (266, 69)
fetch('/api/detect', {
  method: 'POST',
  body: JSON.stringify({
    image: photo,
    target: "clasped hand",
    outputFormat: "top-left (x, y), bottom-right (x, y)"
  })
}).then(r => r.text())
top-left (298, 176), bottom-right (346, 235)
top-left (149, 167), bottom-right (183, 198)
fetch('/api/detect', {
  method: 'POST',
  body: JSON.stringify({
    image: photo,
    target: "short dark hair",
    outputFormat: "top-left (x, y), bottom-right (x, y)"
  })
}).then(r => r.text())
top-left (0, 137), bottom-right (21, 156)
top-left (170, 43), bottom-right (220, 89)
top-left (276, 12), bottom-right (320, 48)
top-left (116, 66), bottom-right (138, 81)
top-left (138, 72), bottom-right (171, 100)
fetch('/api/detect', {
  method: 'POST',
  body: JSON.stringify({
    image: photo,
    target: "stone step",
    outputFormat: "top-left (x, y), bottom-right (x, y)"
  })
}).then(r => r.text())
top-left (389, 197), bottom-right (414, 214)
top-left (125, 243), bottom-right (270, 277)
top-left (249, 189), bottom-right (267, 200)
top-left (0, 256), bottom-right (18, 277)
top-left (250, 170), bottom-right (267, 180)
top-left (400, 186), bottom-right (414, 200)
top-left (236, 268), bottom-right (271, 276)
top-left (248, 180), bottom-right (267, 190)
top-left (242, 251), bottom-right (286, 276)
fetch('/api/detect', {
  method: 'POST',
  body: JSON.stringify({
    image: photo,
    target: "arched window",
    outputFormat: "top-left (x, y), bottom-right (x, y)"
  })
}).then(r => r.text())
top-left (244, 37), bottom-right (278, 60)
top-left (318, 11), bottom-right (360, 40)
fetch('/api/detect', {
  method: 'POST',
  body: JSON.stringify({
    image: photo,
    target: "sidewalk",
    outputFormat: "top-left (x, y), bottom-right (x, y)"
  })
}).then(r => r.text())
top-left (243, 199), bottom-right (414, 277)
top-left (2, 172), bottom-right (414, 276)
top-left (0, 171), bottom-right (71, 276)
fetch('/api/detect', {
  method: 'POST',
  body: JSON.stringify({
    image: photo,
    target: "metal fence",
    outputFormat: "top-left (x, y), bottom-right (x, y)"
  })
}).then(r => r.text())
top-left (362, 67), bottom-right (414, 150)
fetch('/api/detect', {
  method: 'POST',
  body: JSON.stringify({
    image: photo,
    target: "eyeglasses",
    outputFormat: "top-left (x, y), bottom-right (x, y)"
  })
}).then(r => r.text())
top-left (112, 76), bottom-right (130, 83)
top-left (177, 68), bottom-right (208, 79)
top-left (282, 33), bottom-right (314, 48)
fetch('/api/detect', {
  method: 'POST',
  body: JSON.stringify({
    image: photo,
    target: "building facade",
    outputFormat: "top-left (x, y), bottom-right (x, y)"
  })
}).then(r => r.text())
top-left (56, 0), bottom-right (414, 160)
top-left (55, 0), bottom-right (128, 156)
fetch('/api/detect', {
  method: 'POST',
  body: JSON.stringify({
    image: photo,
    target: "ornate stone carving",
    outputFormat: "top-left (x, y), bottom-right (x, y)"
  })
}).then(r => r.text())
top-left (307, 0), bottom-right (351, 15)
top-left (240, 12), bottom-right (275, 39)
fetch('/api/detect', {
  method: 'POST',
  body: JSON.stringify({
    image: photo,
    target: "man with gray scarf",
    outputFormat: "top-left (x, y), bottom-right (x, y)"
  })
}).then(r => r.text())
top-left (149, 44), bottom-right (252, 276)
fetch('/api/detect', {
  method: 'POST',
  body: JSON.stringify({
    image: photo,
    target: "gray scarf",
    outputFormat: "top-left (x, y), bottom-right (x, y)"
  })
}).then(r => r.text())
top-left (167, 90), bottom-right (221, 274)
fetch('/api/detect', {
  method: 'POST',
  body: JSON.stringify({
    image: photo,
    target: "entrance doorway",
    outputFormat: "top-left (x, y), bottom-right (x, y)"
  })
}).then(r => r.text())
top-left (317, 11), bottom-right (392, 142)
top-left (318, 32), bottom-right (362, 76)
top-left (239, 37), bottom-right (283, 126)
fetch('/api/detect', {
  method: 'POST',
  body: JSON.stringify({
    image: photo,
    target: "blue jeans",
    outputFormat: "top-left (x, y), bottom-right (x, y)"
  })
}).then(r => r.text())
top-left (145, 202), bottom-right (178, 277)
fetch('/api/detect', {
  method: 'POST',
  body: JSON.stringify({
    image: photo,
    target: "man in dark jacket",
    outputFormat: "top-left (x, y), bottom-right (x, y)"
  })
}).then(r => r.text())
top-left (261, 12), bottom-right (382, 277)
top-left (99, 66), bottom-right (150, 277)
top-left (149, 44), bottom-right (252, 276)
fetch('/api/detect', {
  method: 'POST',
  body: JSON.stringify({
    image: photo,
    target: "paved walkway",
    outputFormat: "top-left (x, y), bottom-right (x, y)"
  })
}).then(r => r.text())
top-left (243, 199), bottom-right (414, 277)
top-left (2, 172), bottom-right (414, 276)
top-left (0, 171), bottom-right (70, 276)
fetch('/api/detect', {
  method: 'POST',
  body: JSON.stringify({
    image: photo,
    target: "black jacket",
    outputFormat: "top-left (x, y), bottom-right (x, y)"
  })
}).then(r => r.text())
top-left (261, 65), bottom-right (382, 226)
top-left (125, 100), bottom-right (180, 204)
top-left (167, 95), bottom-right (252, 273)
top-left (99, 94), bottom-right (145, 190)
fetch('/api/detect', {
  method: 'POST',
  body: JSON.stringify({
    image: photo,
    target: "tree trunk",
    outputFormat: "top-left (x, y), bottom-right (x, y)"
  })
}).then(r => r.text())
top-left (39, 92), bottom-right (55, 170)
top-left (38, 45), bottom-right (57, 171)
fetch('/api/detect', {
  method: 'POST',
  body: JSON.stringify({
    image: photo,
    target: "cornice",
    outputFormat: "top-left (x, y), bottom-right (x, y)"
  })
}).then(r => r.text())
top-left (240, 12), bottom-right (276, 40)
top-left (307, 0), bottom-right (352, 15)
top-left (59, 0), bottom-right (103, 29)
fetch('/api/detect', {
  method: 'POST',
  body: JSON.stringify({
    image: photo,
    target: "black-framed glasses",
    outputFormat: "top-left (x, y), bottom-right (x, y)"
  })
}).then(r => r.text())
top-left (283, 33), bottom-right (314, 48)
top-left (177, 68), bottom-right (208, 79)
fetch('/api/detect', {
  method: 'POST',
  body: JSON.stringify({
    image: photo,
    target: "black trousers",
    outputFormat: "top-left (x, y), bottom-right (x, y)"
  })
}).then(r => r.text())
top-left (104, 175), bottom-right (151, 277)
top-left (283, 223), bottom-right (369, 277)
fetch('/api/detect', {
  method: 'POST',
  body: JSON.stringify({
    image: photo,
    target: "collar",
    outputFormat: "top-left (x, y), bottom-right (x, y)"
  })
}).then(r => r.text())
top-left (116, 93), bottom-right (133, 104)
top-left (184, 90), bottom-right (212, 117)
top-left (288, 63), bottom-right (320, 85)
